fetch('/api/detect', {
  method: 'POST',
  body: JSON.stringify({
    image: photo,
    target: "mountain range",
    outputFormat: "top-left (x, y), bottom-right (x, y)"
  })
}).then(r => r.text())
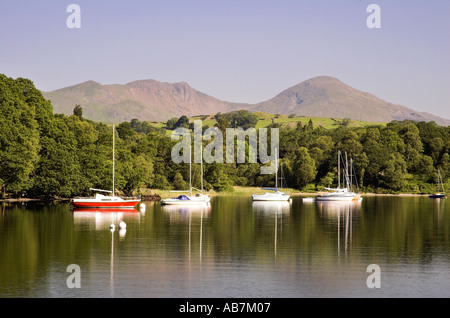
top-left (42, 76), bottom-right (450, 126)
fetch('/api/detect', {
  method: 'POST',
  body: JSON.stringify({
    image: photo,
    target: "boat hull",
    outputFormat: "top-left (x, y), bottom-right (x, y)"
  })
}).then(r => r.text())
top-left (161, 194), bottom-right (211, 205)
top-left (72, 208), bottom-right (139, 213)
top-left (161, 198), bottom-right (210, 205)
top-left (429, 193), bottom-right (445, 199)
top-left (316, 193), bottom-right (361, 201)
top-left (72, 199), bottom-right (140, 209)
top-left (252, 193), bottom-right (291, 201)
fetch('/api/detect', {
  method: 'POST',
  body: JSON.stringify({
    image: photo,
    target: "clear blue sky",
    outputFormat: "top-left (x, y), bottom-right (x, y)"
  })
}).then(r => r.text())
top-left (1, 0), bottom-right (449, 119)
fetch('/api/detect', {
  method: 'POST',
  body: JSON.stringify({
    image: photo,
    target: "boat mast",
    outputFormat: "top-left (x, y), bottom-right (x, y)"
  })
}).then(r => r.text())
top-left (112, 124), bottom-right (115, 196)
top-left (345, 152), bottom-right (349, 190)
top-left (275, 148), bottom-right (278, 191)
top-left (189, 141), bottom-right (192, 197)
top-left (350, 157), bottom-right (353, 192)
top-left (352, 158), bottom-right (360, 193)
top-left (279, 160), bottom-right (284, 190)
top-left (338, 151), bottom-right (341, 189)
top-left (438, 169), bottom-right (445, 193)
top-left (201, 138), bottom-right (203, 193)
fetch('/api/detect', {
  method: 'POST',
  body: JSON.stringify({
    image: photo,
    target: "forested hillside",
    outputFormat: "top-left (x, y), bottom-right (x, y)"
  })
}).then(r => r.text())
top-left (1, 75), bottom-right (449, 198)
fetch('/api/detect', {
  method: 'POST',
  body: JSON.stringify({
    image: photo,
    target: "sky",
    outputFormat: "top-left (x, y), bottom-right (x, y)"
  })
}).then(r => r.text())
top-left (1, 0), bottom-right (449, 119)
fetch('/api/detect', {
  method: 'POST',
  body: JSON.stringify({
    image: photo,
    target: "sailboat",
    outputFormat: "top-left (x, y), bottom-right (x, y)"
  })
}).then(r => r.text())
top-left (316, 151), bottom-right (361, 202)
top-left (72, 125), bottom-right (141, 209)
top-left (252, 150), bottom-right (290, 201)
top-left (429, 169), bottom-right (446, 199)
top-left (161, 141), bottom-right (210, 205)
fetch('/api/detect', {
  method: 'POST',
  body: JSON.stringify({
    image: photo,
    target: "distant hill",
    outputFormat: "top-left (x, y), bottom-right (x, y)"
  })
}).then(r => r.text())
top-left (42, 76), bottom-right (450, 125)
top-left (250, 76), bottom-right (449, 125)
top-left (42, 79), bottom-right (246, 123)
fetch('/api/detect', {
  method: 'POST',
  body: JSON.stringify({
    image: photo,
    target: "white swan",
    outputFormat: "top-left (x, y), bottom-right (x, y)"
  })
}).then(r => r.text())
top-left (118, 219), bottom-right (126, 230)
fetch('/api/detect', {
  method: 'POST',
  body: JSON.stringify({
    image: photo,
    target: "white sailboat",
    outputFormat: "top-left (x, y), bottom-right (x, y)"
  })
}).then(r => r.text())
top-left (429, 169), bottom-right (446, 199)
top-left (316, 151), bottom-right (361, 202)
top-left (252, 150), bottom-right (290, 201)
top-left (161, 141), bottom-right (210, 205)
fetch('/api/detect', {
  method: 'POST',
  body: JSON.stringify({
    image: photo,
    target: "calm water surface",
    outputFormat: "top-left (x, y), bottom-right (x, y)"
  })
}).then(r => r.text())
top-left (0, 195), bottom-right (449, 298)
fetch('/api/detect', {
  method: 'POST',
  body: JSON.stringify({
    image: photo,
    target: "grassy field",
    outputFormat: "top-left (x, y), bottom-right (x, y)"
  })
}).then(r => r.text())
top-left (252, 112), bottom-right (385, 129)
top-left (151, 112), bottom-right (386, 132)
top-left (139, 185), bottom-right (442, 200)
top-left (140, 186), bottom-right (316, 199)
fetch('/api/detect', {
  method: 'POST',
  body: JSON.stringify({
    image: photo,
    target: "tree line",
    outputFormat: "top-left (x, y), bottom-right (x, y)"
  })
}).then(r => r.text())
top-left (0, 75), bottom-right (449, 198)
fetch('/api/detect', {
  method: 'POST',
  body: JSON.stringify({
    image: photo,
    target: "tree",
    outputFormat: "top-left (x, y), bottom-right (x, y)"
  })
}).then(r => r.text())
top-left (206, 163), bottom-right (234, 192)
top-left (116, 122), bottom-right (136, 140)
top-left (176, 115), bottom-right (190, 129)
top-left (0, 75), bottom-right (42, 194)
top-left (362, 127), bottom-right (389, 188)
top-left (215, 110), bottom-right (258, 129)
top-left (216, 118), bottom-right (228, 133)
top-left (320, 171), bottom-right (335, 188)
top-left (401, 124), bottom-right (424, 172)
top-left (341, 118), bottom-right (352, 126)
top-left (73, 105), bottom-right (83, 118)
top-left (173, 172), bottom-right (188, 190)
top-left (438, 152), bottom-right (450, 179)
top-left (380, 128), bottom-right (405, 154)
top-left (380, 153), bottom-right (407, 191)
top-left (166, 117), bottom-right (178, 130)
top-left (292, 147), bottom-right (316, 188)
top-left (304, 119), bottom-right (314, 131)
top-left (338, 131), bottom-right (363, 157)
top-left (416, 155), bottom-right (435, 182)
top-left (31, 116), bottom-right (83, 197)
top-left (428, 137), bottom-right (444, 164)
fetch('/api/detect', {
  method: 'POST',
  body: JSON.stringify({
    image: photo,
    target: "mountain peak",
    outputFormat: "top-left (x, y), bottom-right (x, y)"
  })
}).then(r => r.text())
top-left (72, 80), bottom-right (102, 89)
top-left (251, 76), bottom-right (449, 125)
top-left (304, 75), bottom-right (340, 82)
top-left (42, 77), bottom-right (449, 126)
top-left (43, 79), bottom-right (234, 123)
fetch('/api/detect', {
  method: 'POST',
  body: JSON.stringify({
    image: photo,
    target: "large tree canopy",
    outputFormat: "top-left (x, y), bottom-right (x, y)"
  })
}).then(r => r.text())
top-left (0, 74), bottom-right (449, 197)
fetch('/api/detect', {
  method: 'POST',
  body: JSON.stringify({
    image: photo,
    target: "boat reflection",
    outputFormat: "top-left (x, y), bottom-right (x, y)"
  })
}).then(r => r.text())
top-left (316, 200), bottom-right (361, 257)
top-left (71, 208), bottom-right (141, 236)
top-left (251, 200), bottom-right (292, 215)
top-left (161, 203), bottom-right (211, 218)
top-left (161, 203), bottom-right (211, 263)
top-left (252, 200), bottom-right (292, 259)
top-left (316, 200), bottom-right (361, 218)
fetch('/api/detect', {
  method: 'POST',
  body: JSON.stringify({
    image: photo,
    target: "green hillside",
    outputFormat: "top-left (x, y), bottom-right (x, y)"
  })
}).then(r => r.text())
top-left (156, 112), bottom-right (386, 132)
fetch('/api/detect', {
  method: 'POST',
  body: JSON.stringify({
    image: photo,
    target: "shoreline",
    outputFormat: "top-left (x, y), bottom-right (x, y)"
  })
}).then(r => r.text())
top-left (0, 190), bottom-right (437, 203)
top-left (0, 197), bottom-right (71, 203)
top-left (290, 192), bottom-right (431, 197)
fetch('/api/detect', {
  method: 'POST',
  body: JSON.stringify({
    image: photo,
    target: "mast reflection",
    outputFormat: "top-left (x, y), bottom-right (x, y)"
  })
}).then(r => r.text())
top-left (316, 201), bottom-right (361, 257)
top-left (252, 200), bottom-right (292, 259)
top-left (161, 203), bottom-right (211, 263)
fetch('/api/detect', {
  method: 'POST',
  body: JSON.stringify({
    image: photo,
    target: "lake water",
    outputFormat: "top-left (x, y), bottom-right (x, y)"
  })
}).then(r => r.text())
top-left (0, 195), bottom-right (449, 298)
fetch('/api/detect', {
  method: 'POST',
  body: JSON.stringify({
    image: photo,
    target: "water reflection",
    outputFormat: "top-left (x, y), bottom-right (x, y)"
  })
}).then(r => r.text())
top-left (161, 203), bottom-right (212, 216)
top-left (161, 203), bottom-right (211, 263)
top-left (430, 197), bottom-right (446, 216)
top-left (110, 220), bottom-right (115, 297)
top-left (252, 201), bottom-right (292, 258)
top-left (72, 208), bottom-right (141, 237)
top-left (316, 201), bottom-right (361, 257)
top-left (1, 196), bottom-right (450, 297)
top-left (72, 208), bottom-right (143, 297)
top-left (251, 201), bottom-right (291, 215)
